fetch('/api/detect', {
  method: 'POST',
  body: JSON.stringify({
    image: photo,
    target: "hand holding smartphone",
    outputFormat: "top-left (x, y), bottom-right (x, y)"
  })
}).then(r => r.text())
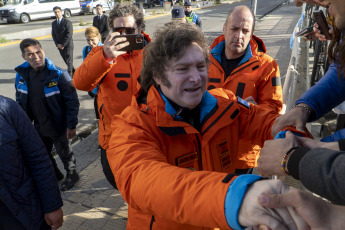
top-left (313, 10), bottom-right (332, 40)
top-left (115, 34), bottom-right (145, 51)
top-left (295, 26), bottom-right (314, 37)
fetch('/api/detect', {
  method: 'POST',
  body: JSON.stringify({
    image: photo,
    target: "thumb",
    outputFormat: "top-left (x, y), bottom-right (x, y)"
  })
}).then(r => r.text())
top-left (284, 131), bottom-right (295, 140)
top-left (258, 193), bottom-right (292, 209)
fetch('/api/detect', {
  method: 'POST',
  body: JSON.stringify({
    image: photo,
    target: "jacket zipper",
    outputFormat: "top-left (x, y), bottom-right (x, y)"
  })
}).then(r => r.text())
top-left (195, 134), bottom-right (203, 170)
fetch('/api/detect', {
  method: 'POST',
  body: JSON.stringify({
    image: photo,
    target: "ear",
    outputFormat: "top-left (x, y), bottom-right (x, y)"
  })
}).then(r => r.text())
top-left (222, 23), bottom-right (225, 34)
top-left (153, 75), bottom-right (161, 86)
top-left (22, 53), bottom-right (26, 60)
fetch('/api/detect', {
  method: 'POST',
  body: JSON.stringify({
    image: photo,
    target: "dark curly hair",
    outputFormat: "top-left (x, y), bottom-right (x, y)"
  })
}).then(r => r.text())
top-left (328, 27), bottom-right (345, 78)
top-left (140, 22), bottom-right (209, 92)
top-left (108, 3), bottom-right (145, 33)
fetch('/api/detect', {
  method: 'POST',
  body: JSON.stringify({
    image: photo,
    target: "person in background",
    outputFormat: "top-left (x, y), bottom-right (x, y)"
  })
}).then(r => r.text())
top-left (52, 6), bottom-right (75, 77)
top-left (15, 38), bottom-right (80, 191)
top-left (171, 6), bottom-right (186, 23)
top-left (0, 95), bottom-right (63, 230)
top-left (184, 1), bottom-right (202, 29)
top-left (92, 4), bottom-right (110, 43)
top-left (83, 26), bottom-right (103, 119)
top-left (73, 3), bottom-right (151, 189)
top-left (208, 5), bottom-right (283, 174)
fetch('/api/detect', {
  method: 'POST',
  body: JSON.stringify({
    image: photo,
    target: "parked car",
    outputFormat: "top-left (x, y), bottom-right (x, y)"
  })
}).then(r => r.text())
top-left (80, 0), bottom-right (114, 14)
top-left (0, 0), bottom-right (81, 23)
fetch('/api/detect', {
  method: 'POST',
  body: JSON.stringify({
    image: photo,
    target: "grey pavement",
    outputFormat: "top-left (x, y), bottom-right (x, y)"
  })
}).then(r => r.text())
top-left (49, 2), bottom-right (303, 230)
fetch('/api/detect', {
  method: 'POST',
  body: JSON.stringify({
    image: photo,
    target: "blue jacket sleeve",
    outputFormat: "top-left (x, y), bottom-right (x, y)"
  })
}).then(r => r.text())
top-left (59, 71), bottom-right (80, 130)
top-left (224, 174), bottom-right (263, 230)
top-left (296, 62), bottom-right (345, 121)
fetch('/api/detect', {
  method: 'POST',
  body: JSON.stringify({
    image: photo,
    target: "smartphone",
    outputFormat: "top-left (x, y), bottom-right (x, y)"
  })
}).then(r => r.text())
top-left (115, 34), bottom-right (144, 51)
top-left (295, 26), bottom-right (314, 37)
top-left (313, 10), bottom-right (332, 40)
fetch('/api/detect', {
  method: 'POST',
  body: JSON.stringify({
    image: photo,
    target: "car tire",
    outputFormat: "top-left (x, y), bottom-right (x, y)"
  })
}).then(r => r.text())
top-left (64, 9), bottom-right (72, 18)
top-left (92, 7), bottom-right (97, 15)
top-left (20, 13), bottom-right (30, 23)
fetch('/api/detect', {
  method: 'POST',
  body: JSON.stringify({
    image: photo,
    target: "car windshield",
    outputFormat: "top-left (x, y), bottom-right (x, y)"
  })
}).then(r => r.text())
top-left (6, 0), bottom-right (22, 4)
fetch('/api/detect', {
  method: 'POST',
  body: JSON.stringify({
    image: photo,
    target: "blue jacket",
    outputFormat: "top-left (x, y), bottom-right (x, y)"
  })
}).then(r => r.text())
top-left (296, 62), bottom-right (345, 121)
top-left (0, 96), bottom-right (63, 230)
top-left (15, 57), bottom-right (79, 135)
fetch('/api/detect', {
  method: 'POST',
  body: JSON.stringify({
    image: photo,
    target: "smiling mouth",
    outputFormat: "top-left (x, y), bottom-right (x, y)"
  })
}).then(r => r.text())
top-left (185, 87), bottom-right (201, 92)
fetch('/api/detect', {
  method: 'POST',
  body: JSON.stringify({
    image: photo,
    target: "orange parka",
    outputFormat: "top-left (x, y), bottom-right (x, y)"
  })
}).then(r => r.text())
top-left (107, 86), bottom-right (279, 230)
top-left (208, 34), bottom-right (283, 170)
top-left (73, 33), bottom-right (151, 150)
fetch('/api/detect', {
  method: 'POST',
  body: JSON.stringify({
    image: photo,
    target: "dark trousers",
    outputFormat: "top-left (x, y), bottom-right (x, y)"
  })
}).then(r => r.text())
top-left (40, 134), bottom-right (76, 173)
top-left (100, 147), bottom-right (117, 189)
top-left (0, 202), bottom-right (50, 230)
top-left (58, 46), bottom-right (74, 77)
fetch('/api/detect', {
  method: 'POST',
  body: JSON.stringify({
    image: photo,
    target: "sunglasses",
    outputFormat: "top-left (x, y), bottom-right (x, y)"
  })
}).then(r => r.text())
top-left (112, 27), bottom-right (136, 34)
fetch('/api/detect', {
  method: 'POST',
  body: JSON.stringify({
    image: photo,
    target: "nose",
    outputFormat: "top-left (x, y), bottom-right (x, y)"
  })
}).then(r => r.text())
top-left (189, 67), bottom-right (202, 83)
top-left (33, 53), bottom-right (40, 60)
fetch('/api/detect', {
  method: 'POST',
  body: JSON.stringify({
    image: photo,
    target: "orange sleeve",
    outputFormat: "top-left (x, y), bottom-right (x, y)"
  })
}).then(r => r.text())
top-left (107, 109), bottom-right (233, 229)
top-left (73, 46), bottom-right (114, 91)
top-left (237, 100), bottom-right (279, 147)
top-left (256, 57), bottom-right (283, 113)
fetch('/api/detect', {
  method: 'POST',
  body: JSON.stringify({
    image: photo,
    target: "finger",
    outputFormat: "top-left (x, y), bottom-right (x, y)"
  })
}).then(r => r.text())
top-left (252, 213), bottom-right (288, 230)
top-left (287, 206), bottom-right (309, 230)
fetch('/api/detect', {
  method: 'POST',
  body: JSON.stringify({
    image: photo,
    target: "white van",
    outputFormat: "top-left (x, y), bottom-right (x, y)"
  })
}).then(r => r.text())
top-left (80, 0), bottom-right (114, 15)
top-left (0, 0), bottom-right (81, 23)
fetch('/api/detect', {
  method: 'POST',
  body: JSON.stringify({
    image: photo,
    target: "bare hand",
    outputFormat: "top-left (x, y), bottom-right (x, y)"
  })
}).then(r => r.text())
top-left (313, 23), bottom-right (333, 41)
top-left (271, 104), bottom-right (311, 137)
top-left (244, 96), bottom-right (258, 105)
top-left (67, 128), bottom-right (76, 139)
top-left (257, 132), bottom-right (298, 177)
top-left (297, 136), bottom-right (340, 150)
top-left (239, 180), bottom-right (307, 230)
top-left (44, 208), bottom-right (63, 230)
top-left (57, 44), bottom-right (64, 50)
top-left (103, 32), bottom-right (128, 60)
top-left (258, 188), bottom-right (345, 229)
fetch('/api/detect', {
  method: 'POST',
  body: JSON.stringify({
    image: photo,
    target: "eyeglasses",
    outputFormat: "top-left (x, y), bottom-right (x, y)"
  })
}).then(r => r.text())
top-left (112, 27), bottom-right (136, 34)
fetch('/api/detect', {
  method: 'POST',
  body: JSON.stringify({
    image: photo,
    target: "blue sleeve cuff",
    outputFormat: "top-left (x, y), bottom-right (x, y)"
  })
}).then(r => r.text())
top-left (274, 130), bottom-right (305, 139)
top-left (224, 174), bottom-right (263, 230)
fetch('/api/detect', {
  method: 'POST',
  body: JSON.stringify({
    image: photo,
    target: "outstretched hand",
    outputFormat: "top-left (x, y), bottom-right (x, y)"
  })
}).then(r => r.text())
top-left (258, 188), bottom-right (345, 229)
top-left (271, 104), bottom-right (311, 137)
top-left (239, 180), bottom-right (308, 230)
top-left (257, 131), bottom-right (298, 177)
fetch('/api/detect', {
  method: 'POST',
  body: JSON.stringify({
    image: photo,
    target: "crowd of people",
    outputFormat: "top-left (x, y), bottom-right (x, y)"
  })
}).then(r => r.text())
top-left (1, 0), bottom-right (345, 229)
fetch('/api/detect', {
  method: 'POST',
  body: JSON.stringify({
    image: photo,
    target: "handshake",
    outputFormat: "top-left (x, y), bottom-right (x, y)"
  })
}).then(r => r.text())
top-left (237, 178), bottom-right (342, 230)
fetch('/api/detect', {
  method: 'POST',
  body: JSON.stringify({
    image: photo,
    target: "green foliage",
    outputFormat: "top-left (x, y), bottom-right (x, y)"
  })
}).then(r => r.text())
top-left (79, 18), bottom-right (92, 26)
top-left (214, 0), bottom-right (221, 4)
top-left (0, 36), bottom-right (9, 43)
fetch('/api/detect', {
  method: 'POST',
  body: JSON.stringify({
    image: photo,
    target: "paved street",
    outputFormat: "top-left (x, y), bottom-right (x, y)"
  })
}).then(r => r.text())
top-left (0, 1), bottom-right (303, 229)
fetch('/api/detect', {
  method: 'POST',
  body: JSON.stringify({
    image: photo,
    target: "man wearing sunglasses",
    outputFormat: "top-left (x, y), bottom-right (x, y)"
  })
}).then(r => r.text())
top-left (73, 3), bottom-right (151, 189)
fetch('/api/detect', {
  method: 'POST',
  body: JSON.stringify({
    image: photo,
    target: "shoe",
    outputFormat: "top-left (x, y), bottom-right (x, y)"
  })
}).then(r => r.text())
top-left (60, 170), bottom-right (79, 191)
top-left (54, 167), bottom-right (64, 181)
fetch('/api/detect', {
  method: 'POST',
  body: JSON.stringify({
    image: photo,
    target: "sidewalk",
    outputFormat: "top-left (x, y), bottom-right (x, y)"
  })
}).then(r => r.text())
top-left (56, 2), bottom-right (302, 229)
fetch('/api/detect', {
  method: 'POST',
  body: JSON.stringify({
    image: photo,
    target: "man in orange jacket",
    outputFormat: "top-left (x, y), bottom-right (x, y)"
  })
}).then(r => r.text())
top-left (107, 22), bottom-right (305, 229)
top-left (208, 5), bottom-right (283, 173)
top-left (73, 3), bottom-right (151, 189)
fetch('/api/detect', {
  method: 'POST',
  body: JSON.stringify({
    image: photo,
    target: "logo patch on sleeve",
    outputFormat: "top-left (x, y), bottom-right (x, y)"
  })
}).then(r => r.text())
top-left (47, 81), bottom-right (58, 88)
top-left (237, 96), bottom-right (250, 109)
top-left (217, 140), bottom-right (231, 169)
top-left (176, 152), bottom-right (198, 166)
